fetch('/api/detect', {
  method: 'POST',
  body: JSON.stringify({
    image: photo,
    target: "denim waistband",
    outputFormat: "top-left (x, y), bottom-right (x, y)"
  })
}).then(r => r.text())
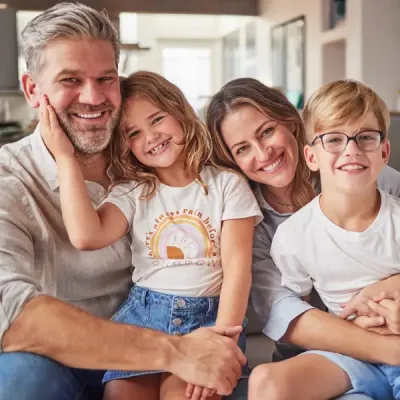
top-left (130, 286), bottom-right (220, 313)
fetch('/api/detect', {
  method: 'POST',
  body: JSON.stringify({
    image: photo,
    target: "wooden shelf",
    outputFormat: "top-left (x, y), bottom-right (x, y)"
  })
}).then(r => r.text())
top-left (121, 43), bottom-right (150, 52)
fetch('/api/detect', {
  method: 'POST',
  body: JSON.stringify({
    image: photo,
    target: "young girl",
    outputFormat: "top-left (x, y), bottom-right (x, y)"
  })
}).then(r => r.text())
top-left (40, 71), bottom-right (262, 400)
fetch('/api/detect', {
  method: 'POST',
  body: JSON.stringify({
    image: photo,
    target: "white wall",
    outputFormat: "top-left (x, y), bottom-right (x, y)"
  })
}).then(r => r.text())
top-left (259, 0), bottom-right (400, 109)
top-left (259, 0), bottom-right (321, 98)
top-left (359, 0), bottom-right (400, 110)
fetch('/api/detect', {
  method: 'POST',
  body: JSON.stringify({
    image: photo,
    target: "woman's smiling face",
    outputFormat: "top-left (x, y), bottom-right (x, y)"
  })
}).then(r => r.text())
top-left (220, 104), bottom-right (299, 189)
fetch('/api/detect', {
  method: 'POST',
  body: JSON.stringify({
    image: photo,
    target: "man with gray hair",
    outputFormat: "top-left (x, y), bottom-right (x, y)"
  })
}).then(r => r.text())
top-left (0, 3), bottom-right (246, 399)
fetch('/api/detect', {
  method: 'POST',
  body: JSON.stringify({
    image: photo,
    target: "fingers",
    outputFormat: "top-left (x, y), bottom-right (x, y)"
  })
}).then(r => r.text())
top-left (211, 325), bottom-right (242, 337)
top-left (379, 298), bottom-right (399, 312)
top-left (373, 290), bottom-right (400, 303)
top-left (367, 326), bottom-right (395, 336)
top-left (186, 383), bottom-right (195, 398)
top-left (39, 96), bottom-right (50, 129)
top-left (200, 388), bottom-right (214, 400)
top-left (47, 103), bottom-right (61, 132)
top-left (188, 386), bottom-right (214, 400)
top-left (339, 306), bottom-right (356, 319)
top-left (339, 297), bottom-right (379, 319)
top-left (354, 315), bottom-right (385, 330)
top-left (190, 385), bottom-right (203, 400)
top-left (233, 342), bottom-right (247, 366)
top-left (367, 299), bottom-right (390, 318)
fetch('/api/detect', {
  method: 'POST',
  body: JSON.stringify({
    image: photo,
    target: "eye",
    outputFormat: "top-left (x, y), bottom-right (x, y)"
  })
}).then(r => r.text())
top-left (152, 115), bottom-right (164, 124)
top-left (261, 127), bottom-right (275, 138)
top-left (358, 133), bottom-right (377, 141)
top-left (236, 145), bottom-right (249, 155)
top-left (129, 130), bottom-right (140, 138)
top-left (61, 77), bottom-right (79, 83)
top-left (99, 76), bottom-right (115, 83)
top-left (325, 135), bottom-right (344, 143)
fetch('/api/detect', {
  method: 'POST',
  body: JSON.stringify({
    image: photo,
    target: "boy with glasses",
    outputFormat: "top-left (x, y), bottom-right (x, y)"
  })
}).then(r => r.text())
top-left (263, 80), bottom-right (400, 399)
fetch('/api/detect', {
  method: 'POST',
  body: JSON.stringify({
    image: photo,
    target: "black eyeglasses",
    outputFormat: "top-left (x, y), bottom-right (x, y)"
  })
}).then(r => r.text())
top-left (310, 130), bottom-right (385, 154)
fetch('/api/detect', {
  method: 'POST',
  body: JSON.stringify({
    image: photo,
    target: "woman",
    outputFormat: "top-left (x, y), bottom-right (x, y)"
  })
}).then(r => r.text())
top-left (206, 77), bottom-right (400, 399)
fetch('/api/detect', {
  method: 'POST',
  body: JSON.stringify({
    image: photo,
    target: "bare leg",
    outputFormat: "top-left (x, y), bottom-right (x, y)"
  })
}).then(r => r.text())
top-left (160, 372), bottom-right (221, 400)
top-left (248, 354), bottom-right (352, 400)
top-left (103, 374), bottom-right (161, 400)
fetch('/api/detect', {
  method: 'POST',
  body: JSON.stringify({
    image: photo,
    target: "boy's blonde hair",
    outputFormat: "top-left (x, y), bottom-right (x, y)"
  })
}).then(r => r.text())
top-left (110, 71), bottom-right (219, 198)
top-left (303, 80), bottom-right (390, 142)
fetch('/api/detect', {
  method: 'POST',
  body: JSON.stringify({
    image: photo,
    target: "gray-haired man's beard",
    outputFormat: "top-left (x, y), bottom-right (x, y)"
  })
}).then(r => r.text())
top-left (56, 103), bottom-right (120, 155)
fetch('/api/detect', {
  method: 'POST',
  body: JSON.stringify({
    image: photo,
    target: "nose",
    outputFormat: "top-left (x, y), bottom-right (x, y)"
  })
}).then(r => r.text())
top-left (79, 81), bottom-right (106, 105)
top-left (254, 142), bottom-right (273, 162)
top-left (343, 138), bottom-right (361, 156)
top-left (145, 127), bottom-right (161, 145)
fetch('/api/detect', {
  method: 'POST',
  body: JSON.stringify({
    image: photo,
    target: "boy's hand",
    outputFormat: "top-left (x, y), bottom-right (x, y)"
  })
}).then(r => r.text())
top-left (40, 96), bottom-right (74, 160)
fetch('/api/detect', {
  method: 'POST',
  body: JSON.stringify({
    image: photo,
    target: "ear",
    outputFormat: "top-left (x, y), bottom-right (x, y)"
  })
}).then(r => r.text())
top-left (382, 140), bottom-right (391, 164)
top-left (21, 73), bottom-right (40, 109)
top-left (304, 144), bottom-right (320, 172)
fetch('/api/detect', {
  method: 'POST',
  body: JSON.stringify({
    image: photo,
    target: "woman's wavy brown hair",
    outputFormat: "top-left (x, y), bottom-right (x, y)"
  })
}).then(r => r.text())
top-left (206, 77), bottom-right (315, 210)
top-left (110, 71), bottom-right (218, 198)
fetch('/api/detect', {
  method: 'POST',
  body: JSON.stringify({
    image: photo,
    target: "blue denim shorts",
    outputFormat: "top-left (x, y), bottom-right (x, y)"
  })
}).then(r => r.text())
top-left (305, 350), bottom-right (400, 400)
top-left (103, 286), bottom-right (248, 384)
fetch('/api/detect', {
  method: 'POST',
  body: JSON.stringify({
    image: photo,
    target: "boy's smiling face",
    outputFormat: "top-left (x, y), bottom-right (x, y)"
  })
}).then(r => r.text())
top-left (304, 112), bottom-right (390, 195)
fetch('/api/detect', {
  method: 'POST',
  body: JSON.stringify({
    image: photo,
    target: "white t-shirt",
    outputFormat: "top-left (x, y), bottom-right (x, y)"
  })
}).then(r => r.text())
top-left (103, 166), bottom-right (263, 297)
top-left (270, 190), bottom-right (400, 315)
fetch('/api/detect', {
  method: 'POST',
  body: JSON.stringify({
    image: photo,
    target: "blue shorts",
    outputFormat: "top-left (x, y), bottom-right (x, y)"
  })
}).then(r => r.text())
top-left (103, 286), bottom-right (248, 384)
top-left (305, 350), bottom-right (400, 400)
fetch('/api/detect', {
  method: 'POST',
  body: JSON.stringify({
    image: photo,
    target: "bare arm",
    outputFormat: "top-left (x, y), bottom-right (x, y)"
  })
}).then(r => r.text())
top-left (3, 295), bottom-right (171, 370)
top-left (39, 99), bottom-right (128, 250)
top-left (57, 157), bottom-right (128, 249)
top-left (283, 307), bottom-right (400, 365)
top-left (251, 221), bottom-right (400, 365)
top-left (2, 295), bottom-right (245, 395)
top-left (216, 217), bottom-right (254, 333)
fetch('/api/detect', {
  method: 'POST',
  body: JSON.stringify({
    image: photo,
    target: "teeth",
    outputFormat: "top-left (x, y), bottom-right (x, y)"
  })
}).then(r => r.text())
top-left (76, 113), bottom-right (102, 119)
top-left (262, 155), bottom-right (283, 172)
top-left (150, 141), bottom-right (169, 154)
top-left (340, 164), bottom-right (365, 171)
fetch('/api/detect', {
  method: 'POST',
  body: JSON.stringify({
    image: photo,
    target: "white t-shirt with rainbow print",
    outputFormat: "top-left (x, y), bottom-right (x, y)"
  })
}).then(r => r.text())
top-left (103, 166), bottom-right (262, 297)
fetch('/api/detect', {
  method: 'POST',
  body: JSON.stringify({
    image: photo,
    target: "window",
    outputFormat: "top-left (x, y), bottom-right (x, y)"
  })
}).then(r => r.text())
top-left (162, 46), bottom-right (212, 114)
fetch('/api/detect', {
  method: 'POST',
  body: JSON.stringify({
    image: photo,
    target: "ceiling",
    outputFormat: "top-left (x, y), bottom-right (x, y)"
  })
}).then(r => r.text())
top-left (4, 0), bottom-right (259, 15)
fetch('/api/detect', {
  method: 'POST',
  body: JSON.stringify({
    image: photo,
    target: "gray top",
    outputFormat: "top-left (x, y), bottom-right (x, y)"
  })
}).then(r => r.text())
top-left (0, 127), bottom-right (133, 349)
top-left (251, 166), bottom-right (400, 346)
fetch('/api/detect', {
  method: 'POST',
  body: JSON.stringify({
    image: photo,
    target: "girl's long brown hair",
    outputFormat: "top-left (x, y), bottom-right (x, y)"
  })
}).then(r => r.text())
top-left (110, 71), bottom-right (218, 198)
top-left (206, 78), bottom-right (315, 210)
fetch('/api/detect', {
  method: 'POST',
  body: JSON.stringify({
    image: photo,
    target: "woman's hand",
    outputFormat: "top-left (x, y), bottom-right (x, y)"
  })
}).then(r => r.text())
top-left (40, 96), bottom-right (74, 160)
top-left (340, 275), bottom-right (400, 320)
top-left (352, 298), bottom-right (400, 336)
top-left (367, 298), bottom-right (400, 335)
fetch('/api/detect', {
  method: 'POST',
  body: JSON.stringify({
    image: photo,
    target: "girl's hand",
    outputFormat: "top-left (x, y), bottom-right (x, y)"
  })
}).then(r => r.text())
top-left (40, 96), bottom-right (74, 160)
top-left (186, 383), bottom-right (216, 399)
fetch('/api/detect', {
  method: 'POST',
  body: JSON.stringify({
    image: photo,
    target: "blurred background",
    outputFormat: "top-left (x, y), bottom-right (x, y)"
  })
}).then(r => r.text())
top-left (0, 0), bottom-right (399, 368)
top-left (0, 0), bottom-right (399, 174)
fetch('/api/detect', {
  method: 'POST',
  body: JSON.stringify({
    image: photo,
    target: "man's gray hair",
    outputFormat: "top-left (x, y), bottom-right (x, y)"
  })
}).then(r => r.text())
top-left (21, 2), bottom-right (120, 76)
